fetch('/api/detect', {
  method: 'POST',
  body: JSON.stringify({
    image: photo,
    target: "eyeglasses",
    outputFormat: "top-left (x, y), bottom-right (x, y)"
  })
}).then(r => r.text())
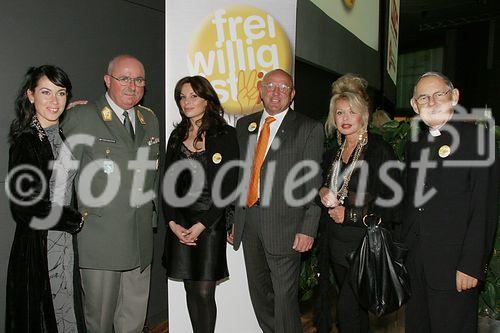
top-left (414, 89), bottom-right (451, 105)
top-left (109, 75), bottom-right (146, 87)
top-left (261, 82), bottom-right (292, 94)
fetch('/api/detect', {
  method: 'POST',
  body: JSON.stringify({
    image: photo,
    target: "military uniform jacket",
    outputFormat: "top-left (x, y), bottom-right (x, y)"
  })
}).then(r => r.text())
top-left (61, 96), bottom-right (160, 270)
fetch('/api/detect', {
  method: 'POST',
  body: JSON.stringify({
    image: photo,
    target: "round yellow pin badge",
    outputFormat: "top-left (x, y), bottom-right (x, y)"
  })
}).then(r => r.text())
top-left (438, 145), bottom-right (451, 158)
top-left (212, 153), bottom-right (222, 164)
top-left (248, 122), bottom-right (257, 132)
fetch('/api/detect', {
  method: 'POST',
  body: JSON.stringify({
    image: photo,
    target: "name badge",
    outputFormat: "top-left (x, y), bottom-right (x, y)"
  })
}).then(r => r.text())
top-left (438, 145), bottom-right (451, 158)
top-left (98, 138), bottom-right (117, 144)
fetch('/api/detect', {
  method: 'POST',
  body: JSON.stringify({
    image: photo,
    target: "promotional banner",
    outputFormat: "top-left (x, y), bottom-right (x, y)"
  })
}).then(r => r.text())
top-left (387, 0), bottom-right (400, 83)
top-left (167, 0), bottom-right (297, 131)
top-left (166, 1), bottom-right (297, 331)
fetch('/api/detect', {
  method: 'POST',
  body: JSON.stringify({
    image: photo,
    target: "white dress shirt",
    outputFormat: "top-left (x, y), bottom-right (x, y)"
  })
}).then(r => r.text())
top-left (105, 93), bottom-right (136, 131)
top-left (256, 108), bottom-right (289, 158)
top-left (254, 108), bottom-right (289, 195)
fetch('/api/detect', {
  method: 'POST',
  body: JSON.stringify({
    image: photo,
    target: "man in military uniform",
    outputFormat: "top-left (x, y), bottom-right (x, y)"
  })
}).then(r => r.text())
top-left (62, 55), bottom-right (160, 332)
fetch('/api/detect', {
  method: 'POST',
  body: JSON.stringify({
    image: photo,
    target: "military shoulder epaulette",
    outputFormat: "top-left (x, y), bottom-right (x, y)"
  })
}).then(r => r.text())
top-left (138, 105), bottom-right (154, 114)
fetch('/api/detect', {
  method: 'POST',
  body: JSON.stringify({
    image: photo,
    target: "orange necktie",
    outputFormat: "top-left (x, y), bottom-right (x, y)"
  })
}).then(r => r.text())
top-left (247, 116), bottom-right (276, 207)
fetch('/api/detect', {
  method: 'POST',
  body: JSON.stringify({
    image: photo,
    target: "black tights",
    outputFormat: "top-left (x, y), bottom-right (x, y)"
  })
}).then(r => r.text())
top-left (183, 280), bottom-right (217, 333)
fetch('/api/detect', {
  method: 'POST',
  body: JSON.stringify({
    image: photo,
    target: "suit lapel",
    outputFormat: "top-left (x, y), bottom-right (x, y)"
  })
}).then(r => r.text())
top-left (265, 109), bottom-right (297, 161)
top-left (241, 111), bottom-right (263, 160)
top-left (95, 96), bottom-right (135, 147)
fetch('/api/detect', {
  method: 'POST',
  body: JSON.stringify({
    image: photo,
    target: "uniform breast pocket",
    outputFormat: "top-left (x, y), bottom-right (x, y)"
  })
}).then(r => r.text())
top-left (91, 139), bottom-right (122, 159)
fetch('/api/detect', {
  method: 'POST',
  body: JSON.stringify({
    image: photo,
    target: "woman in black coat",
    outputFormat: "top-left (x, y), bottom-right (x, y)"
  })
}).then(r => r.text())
top-left (162, 75), bottom-right (239, 333)
top-left (5, 65), bottom-right (85, 332)
top-left (317, 74), bottom-right (401, 333)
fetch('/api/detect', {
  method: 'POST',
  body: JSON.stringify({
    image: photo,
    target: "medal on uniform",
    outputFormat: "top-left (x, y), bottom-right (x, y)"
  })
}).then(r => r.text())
top-left (103, 148), bottom-right (114, 173)
top-left (101, 107), bottom-right (113, 121)
top-left (438, 145), bottom-right (451, 158)
top-left (212, 152), bottom-right (222, 164)
top-left (248, 122), bottom-right (257, 132)
top-left (103, 160), bottom-right (115, 174)
top-left (147, 136), bottom-right (160, 146)
top-left (137, 110), bottom-right (146, 125)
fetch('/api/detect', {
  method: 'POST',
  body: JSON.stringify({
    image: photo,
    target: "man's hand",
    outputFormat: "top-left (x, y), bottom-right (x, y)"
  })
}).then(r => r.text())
top-left (456, 270), bottom-right (478, 292)
top-left (66, 99), bottom-right (88, 110)
top-left (328, 206), bottom-right (345, 224)
top-left (292, 233), bottom-right (314, 252)
top-left (227, 224), bottom-right (235, 245)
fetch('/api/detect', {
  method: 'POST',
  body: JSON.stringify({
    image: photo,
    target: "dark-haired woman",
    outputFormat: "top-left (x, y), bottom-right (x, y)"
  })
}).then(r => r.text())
top-left (6, 65), bottom-right (85, 332)
top-left (163, 76), bottom-right (239, 333)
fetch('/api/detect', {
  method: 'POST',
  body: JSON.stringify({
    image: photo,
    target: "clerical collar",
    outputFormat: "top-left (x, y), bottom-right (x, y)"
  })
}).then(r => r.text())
top-left (429, 128), bottom-right (441, 137)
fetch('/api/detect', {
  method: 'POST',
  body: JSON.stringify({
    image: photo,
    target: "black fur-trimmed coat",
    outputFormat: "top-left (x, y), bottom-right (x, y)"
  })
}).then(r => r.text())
top-left (5, 123), bottom-right (85, 333)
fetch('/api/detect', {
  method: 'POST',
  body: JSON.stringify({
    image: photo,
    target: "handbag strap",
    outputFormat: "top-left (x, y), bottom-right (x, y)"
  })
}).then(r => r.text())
top-left (362, 213), bottom-right (382, 227)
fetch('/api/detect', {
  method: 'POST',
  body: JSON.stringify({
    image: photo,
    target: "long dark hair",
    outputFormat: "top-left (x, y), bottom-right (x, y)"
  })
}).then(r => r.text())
top-left (9, 65), bottom-right (72, 143)
top-left (172, 75), bottom-right (226, 149)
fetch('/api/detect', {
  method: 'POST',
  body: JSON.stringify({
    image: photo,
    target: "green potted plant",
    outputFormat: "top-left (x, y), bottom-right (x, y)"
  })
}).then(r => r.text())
top-left (478, 125), bottom-right (500, 331)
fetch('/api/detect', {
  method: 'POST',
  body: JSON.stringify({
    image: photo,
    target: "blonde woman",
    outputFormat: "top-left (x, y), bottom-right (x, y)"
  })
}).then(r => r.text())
top-left (317, 74), bottom-right (401, 332)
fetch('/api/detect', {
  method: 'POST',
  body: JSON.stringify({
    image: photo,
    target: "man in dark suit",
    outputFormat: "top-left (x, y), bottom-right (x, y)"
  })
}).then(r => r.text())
top-left (403, 72), bottom-right (498, 332)
top-left (62, 55), bottom-right (160, 332)
top-left (229, 69), bottom-right (324, 332)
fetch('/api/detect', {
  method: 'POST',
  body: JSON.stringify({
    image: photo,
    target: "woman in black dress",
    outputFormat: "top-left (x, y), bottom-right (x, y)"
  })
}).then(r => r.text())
top-left (163, 75), bottom-right (239, 333)
top-left (317, 74), bottom-right (401, 332)
top-left (6, 65), bottom-right (85, 332)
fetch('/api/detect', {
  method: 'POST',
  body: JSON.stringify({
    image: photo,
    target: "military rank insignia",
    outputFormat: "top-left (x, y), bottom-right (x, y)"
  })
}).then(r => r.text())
top-left (101, 107), bottom-right (113, 121)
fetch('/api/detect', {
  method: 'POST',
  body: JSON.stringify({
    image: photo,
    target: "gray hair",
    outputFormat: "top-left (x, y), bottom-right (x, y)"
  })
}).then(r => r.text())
top-left (413, 71), bottom-right (454, 97)
top-left (107, 54), bottom-right (145, 75)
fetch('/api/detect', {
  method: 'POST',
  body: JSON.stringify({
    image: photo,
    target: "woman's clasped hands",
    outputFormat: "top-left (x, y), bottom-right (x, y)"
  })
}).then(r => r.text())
top-left (169, 221), bottom-right (206, 246)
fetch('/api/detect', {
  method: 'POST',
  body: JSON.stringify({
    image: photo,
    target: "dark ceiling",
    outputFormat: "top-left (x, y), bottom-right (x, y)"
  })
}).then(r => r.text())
top-left (400, 0), bottom-right (500, 44)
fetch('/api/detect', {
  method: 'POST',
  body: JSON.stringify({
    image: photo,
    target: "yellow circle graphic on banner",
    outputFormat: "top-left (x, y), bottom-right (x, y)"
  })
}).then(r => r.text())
top-left (188, 4), bottom-right (292, 115)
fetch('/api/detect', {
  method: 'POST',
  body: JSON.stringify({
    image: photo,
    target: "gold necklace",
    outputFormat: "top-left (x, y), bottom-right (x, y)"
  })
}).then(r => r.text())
top-left (327, 132), bottom-right (367, 205)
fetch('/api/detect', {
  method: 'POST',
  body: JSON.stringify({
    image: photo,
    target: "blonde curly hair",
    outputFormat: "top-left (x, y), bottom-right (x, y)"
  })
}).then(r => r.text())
top-left (325, 73), bottom-right (370, 138)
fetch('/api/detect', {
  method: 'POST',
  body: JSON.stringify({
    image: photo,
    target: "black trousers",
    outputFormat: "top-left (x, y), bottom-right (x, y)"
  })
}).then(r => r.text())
top-left (405, 245), bottom-right (479, 333)
top-left (332, 263), bottom-right (369, 333)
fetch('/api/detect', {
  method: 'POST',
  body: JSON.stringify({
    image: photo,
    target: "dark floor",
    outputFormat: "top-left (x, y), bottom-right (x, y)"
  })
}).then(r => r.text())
top-left (299, 288), bottom-right (405, 333)
top-left (151, 291), bottom-right (499, 332)
top-left (151, 287), bottom-right (406, 333)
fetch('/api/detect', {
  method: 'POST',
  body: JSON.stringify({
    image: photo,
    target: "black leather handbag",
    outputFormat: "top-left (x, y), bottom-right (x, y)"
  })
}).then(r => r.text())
top-left (346, 214), bottom-right (411, 317)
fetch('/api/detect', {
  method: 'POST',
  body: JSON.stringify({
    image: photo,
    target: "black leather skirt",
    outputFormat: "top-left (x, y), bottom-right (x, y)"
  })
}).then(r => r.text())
top-left (163, 204), bottom-right (229, 281)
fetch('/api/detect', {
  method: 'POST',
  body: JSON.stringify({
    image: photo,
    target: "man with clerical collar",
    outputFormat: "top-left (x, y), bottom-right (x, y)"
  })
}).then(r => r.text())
top-left (403, 71), bottom-right (498, 332)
